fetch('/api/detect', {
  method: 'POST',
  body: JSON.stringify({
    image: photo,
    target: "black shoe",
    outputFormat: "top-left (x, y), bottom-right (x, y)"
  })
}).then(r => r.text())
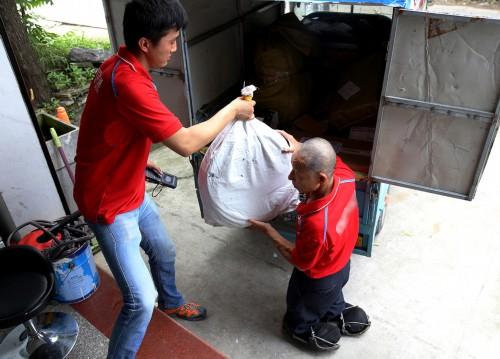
top-left (338, 304), bottom-right (371, 336)
top-left (284, 322), bottom-right (341, 351)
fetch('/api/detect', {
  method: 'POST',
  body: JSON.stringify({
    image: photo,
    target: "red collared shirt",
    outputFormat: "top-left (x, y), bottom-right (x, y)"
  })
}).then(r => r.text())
top-left (74, 46), bottom-right (182, 224)
top-left (290, 157), bottom-right (359, 278)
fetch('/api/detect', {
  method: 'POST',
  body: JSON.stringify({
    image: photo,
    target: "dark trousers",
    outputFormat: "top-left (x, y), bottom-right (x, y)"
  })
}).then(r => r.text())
top-left (284, 260), bottom-right (350, 335)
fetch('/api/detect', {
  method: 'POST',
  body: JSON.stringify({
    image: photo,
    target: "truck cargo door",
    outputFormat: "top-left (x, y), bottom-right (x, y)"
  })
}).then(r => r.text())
top-left (370, 9), bottom-right (500, 200)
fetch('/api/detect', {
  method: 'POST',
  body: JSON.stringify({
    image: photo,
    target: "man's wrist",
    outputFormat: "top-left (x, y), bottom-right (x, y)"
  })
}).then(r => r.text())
top-left (226, 102), bottom-right (238, 120)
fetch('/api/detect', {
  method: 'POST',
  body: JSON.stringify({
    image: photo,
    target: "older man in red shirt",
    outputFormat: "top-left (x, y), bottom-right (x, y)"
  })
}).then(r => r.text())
top-left (250, 135), bottom-right (369, 351)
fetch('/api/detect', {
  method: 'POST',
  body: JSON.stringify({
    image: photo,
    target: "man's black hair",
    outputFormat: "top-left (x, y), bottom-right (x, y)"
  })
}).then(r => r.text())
top-left (123, 0), bottom-right (188, 52)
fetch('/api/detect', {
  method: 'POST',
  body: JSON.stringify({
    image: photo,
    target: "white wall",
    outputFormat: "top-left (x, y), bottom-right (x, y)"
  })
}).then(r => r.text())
top-left (0, 35), bottom-right (66, 233)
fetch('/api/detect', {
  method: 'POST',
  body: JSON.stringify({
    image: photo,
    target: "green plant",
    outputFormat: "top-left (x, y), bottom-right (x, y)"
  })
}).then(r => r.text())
top-left (46, 65), bottom-right (96, 92)
top-left (52, 32), bottom-right (111, 52)
top-left (16, 0), bottom-right (54, 44)
top-left (17, 0), bottom-right (52, 13)
top-left (33, 31), bottom-right (111, 71)
top-left (15, 0), bottom-right (109, 120)
top-left (33, 33), bottom-right (68, 70)
top-left (47, 71), bottom-right (71, 91)
top-left (68, 65), bottom-right (96, 88)
top-left (39, 97), bottom-right (60, 114)
top-left (16, 0), bottom-right (111, 73)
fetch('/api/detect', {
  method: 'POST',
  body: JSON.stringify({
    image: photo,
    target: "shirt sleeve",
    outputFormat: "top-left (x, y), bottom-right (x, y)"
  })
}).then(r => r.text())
top-left (290, 219), bottom-right (324, 272)
top-left (115, 72), bottom-right (183, 143)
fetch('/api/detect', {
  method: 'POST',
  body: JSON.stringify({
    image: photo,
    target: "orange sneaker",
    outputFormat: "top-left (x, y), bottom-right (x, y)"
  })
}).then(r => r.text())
top-left (163, 303), bottom-right (207, 321)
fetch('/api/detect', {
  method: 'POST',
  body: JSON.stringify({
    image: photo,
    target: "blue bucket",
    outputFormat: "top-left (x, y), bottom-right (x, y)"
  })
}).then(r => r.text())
top-left (52, 241), bottom-right (100, 303)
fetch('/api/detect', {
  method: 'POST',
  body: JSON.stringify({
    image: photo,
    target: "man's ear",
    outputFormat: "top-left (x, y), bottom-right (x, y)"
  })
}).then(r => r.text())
top-left (318, 172), bottom-right (329, 185)
top-left (138, 37), bottom-right (150, 53)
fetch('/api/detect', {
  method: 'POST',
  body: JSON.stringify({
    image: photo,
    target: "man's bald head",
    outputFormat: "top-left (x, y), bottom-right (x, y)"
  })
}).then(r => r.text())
top-left (296, 138), bottom-right (336, 178)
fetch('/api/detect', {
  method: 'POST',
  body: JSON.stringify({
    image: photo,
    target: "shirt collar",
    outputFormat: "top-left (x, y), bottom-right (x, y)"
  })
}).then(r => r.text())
top-left (297, 176), bottom-right (340, 217)
top-left (117, 46), bottom-right (152, 81)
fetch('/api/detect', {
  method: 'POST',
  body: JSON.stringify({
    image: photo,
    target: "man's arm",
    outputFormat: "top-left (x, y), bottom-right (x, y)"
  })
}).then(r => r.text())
top-left (248, 219), bottom-right (295, 263)
top-left (275, 242), bottom-right (294, 262)
top-left (163, 97), bottom-right (255, 157)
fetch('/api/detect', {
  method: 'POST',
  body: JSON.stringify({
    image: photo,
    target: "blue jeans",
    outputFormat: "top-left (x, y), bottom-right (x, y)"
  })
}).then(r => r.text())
top-left (88, 194), bottom-right (185, 359)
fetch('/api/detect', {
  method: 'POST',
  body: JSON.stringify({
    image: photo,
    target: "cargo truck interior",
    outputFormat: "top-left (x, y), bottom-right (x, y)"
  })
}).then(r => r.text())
top-left (183, 3), bottom-right (396, 255)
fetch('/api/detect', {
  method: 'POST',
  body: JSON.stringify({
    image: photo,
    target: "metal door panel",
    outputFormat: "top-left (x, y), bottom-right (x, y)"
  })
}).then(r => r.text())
top-left (385, 12), bottom-right (500, 112)
top-left (181, 0), bottom-right (239, 41)
top-left (183, 1), bottom-right (280, 117)
top-left (188, 25), bottom-right (243, 114)
top-left (372, 103), bottom-right (491, 198)
top-left (371, 9), bottom-right (500, 199)
top-left (181, 1), bottom-right (276, 41)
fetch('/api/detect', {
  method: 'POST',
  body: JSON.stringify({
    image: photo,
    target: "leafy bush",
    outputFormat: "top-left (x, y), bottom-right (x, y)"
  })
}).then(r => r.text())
top-left (17, 1), bottom-right (110, 71)
top-left (35, 31), bottom-right (110, 71)
top-left (47, 65), bottom-right (96, 92)
top-left (47, 70), bottom-right (72, 91)
top-left (68, 65), bottom-right (96, 88)
top-left (16, 0), bottom-right (109, 122)
top-left (53, 32), bottom-right (111, 53)
top-left (39, 97), bottom-right (60, 114)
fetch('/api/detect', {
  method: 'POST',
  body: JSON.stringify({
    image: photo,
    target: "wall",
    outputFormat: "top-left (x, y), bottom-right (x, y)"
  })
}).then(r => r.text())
top-left (0, 34), bottom-right (66, 236)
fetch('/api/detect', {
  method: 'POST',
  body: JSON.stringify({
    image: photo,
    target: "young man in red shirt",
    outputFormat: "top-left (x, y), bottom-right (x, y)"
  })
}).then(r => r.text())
top-left (250, 136), bottom-right (370, 351)
top-left (74, 1), bottom-right (254, 358)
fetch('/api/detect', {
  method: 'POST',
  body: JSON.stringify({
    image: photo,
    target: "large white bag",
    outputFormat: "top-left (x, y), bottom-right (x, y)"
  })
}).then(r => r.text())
top-left (198, 119), bottom-right (299, 227)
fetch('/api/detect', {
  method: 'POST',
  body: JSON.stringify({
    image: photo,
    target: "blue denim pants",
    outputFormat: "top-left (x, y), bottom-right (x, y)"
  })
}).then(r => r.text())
top-left (88, 194), bottom-right (185, 359)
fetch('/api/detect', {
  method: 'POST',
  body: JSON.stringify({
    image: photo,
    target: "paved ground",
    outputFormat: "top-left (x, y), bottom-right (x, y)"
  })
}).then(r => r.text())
top-left (137, 129), bottom-right (500, 359)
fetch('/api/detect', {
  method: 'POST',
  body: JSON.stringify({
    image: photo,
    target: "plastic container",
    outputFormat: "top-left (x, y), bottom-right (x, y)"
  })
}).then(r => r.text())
top-left (52, 241), bottom-right (100, 303)
top-left (56, 106), bottom-right (71, 124)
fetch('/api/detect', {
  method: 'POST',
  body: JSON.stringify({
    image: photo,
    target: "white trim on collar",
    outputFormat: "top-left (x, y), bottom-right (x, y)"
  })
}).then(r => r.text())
top-left (117, 54), bottom-right (137, 72)
top-left (299, 176), bottom-right (340, 217)
top-left (299, 176), bottom-right (355, 218)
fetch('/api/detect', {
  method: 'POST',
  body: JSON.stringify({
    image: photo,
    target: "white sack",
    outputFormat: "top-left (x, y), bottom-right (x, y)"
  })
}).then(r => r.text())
top-left (198, 119), bottom-right (299, 227)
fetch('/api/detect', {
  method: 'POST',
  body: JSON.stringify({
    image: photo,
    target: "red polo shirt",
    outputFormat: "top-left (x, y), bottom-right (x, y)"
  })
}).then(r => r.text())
top-left (291, 157), bottom-right (359, 278)
top-left (74, 46), bottom-right (182, 224)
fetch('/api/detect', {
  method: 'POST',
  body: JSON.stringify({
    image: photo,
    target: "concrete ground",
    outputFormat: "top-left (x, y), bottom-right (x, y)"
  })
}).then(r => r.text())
top-left (134, 132), bottom-right (500, 359)
top-left (62, 129), bottom-right (500, 359)
top-left (4, 131), bottom-right (499, 359)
